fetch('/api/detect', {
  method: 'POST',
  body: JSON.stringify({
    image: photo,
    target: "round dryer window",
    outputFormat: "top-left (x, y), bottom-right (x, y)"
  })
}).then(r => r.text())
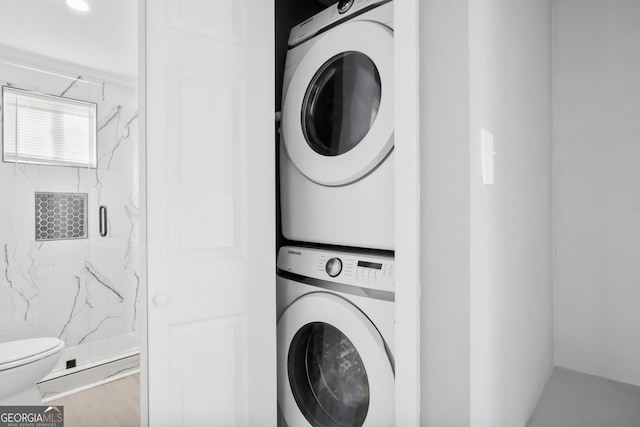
top-left (277, 293), bottom-right (394, 427)
top-left (282, 20), bottom-right (394, 186)
top-left (302, 52), bottom-right (381, 158)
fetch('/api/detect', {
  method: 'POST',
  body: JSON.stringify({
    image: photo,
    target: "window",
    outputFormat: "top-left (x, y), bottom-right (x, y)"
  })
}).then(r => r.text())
top-left (2, 86), bottom-right (97, 168)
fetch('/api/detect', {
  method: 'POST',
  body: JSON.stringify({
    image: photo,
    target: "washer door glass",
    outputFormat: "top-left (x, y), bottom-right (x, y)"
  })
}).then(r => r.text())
top-left (288, 322), bottom-right (369, 427)
top-left (302, 52), bottom-right (381, 157)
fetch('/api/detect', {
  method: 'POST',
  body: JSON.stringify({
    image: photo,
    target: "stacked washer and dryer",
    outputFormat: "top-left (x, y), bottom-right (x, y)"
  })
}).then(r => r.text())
top-left (277, 1), bottom-right (395, 426)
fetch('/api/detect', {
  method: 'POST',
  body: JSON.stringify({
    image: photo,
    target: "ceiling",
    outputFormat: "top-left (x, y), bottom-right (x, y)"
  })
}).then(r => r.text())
top-left (0, 0), bottom-right (138, 78)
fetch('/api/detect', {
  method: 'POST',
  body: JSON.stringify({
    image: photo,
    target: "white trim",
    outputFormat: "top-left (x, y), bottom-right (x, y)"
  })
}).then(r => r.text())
top-left (138, 1), bottom-right (149, 426)
top-left (394, 0), bottom-right (421, 425)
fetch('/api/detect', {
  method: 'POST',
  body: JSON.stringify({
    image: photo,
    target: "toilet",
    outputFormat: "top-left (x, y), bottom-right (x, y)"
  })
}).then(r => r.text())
top-left (0, 338), bottom-right (65, 405)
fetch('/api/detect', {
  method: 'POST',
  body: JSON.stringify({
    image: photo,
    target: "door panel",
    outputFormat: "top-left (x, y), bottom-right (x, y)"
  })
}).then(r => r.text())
top-left (167, 0), bottom-right (245, 44)
top-left (165, 68), bottom-right (247, 259)
top-left (169, 314), bottom-right (247, 426)
top-left (144, 0), bottom-right (275, 425)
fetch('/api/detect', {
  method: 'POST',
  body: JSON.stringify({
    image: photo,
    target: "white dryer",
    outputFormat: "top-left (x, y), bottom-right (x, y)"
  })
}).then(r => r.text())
top-left (280, 0), bottom-right (394, 251)
top-left (277, 245), bottom-right (394, 427)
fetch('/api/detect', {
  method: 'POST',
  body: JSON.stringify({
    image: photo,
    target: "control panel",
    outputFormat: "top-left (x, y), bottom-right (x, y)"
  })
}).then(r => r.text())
top-left (288, 0), bottom-right (388, 47)
top-left (277, 246), bottom-right (394, 293)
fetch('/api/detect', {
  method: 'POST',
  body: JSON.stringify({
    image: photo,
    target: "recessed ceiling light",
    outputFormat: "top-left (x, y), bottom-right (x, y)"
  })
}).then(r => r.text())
top-left (66, 0), bottom-right (90, 12)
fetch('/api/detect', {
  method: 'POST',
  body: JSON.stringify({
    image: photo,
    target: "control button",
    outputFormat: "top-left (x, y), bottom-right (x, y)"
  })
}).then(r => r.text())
top-left (337, 0), bottom-right (354, 14)
top-left (325, 258), bottom-right (343, 277)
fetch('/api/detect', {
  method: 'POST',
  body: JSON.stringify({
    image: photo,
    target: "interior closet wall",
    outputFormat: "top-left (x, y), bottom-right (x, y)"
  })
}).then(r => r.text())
top-left (420, 1), bottom-right (553, 425)
top-left (553, 0), bottom-right (640, 387)
top-left (275, 1), bottom-right (324, 112)
top-left (274, 0), bottom-right (324, 252)
top-left (419, 0), bottom-right (471, 424)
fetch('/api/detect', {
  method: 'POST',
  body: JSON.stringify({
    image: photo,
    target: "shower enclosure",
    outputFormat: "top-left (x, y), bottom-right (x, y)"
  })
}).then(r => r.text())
top-left (0, 53), bottom-right (140, 393)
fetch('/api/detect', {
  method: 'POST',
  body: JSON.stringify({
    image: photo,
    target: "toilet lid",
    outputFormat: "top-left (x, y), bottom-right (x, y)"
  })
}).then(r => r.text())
top-left (0, 338), bottom-right (65, 371)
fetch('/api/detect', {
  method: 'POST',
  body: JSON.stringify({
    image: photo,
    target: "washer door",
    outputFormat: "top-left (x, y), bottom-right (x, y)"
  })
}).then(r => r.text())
top-left (282, 20), bottom-right (394, 186)
top-left (277, 292), bottom-right (394, 427)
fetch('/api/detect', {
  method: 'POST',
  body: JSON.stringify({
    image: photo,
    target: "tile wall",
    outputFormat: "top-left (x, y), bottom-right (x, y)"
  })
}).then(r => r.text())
top-left (0, 53), bottom-right (140, 373)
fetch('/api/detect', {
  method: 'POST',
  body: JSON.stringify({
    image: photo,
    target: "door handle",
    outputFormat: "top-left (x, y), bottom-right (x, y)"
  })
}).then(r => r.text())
top-left (99, 205), bottom-right (108, 237)
top-left (153, 293), bottom-right (171, 307)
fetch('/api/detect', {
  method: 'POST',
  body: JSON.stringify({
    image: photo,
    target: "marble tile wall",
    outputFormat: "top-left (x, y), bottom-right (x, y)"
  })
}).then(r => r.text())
top-left (0, 55), bottom-right (140, 373)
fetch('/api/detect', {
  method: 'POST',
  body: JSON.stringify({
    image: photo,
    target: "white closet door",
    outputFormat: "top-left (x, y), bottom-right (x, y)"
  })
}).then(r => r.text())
top-left (143, 0), bottom-right (275, 425)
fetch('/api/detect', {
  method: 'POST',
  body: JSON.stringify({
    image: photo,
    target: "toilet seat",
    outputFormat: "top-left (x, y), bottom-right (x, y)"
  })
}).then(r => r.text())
top-left (0, 338), bottom-right (65, 371)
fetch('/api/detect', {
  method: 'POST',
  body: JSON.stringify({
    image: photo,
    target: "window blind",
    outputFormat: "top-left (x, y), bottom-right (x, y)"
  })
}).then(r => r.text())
top-left (2, 86), bottom-right (97, 168)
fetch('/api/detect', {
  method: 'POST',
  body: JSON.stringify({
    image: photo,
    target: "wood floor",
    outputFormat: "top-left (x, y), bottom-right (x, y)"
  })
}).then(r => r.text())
top-left (45, 367), bottom-right (640, 426)
top-left (48, 374), bottom-right (140, 427)
top-left (527, 367), bottom-right (640, 427)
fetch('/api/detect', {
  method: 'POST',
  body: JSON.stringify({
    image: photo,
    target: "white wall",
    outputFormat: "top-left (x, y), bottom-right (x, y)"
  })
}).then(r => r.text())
top-left (420, 0), bottom-right (471, 424)
top-left (420, 1), bottom-right (554, 425)
top-left (468, 1), bottom-right (553, 426)
top-left (553, 0), bottom-right (640, 387)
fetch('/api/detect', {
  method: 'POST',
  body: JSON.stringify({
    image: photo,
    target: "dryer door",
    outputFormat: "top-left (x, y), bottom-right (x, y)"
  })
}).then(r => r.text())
top-left (277, 292), bottom-right (394, 427)
top-left (281, 20), bottom-right (394, 186)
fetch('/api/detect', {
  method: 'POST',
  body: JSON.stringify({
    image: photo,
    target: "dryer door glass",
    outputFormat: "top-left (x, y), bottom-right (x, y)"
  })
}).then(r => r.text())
top-left (288, 322), bottom-right (369, 427)
top-left (302, 52), bottom-right (381, 157)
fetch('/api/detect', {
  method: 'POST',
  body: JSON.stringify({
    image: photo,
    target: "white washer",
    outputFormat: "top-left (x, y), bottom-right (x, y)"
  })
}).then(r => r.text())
top-left (280, 0), bottom-right (394, 251)
top-left (277, 245), bottom-right (394, 427)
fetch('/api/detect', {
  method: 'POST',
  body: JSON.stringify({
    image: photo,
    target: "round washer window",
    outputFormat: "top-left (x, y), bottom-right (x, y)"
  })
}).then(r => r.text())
top-left (288, 322), bottom-right (370, 427)
top-left (302, 52), bottom-right (381, 157)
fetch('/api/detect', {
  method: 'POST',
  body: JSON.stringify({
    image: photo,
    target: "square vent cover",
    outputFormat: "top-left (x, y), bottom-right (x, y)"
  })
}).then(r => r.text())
top-left (35, 192), bottom-right (88, 241)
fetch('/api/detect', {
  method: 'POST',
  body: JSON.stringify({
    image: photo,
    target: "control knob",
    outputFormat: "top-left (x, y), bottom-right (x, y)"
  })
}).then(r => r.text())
top-left (325, 257), bottom-right (343, 277)
top-left (337, 0), bottom-right (354, 14)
